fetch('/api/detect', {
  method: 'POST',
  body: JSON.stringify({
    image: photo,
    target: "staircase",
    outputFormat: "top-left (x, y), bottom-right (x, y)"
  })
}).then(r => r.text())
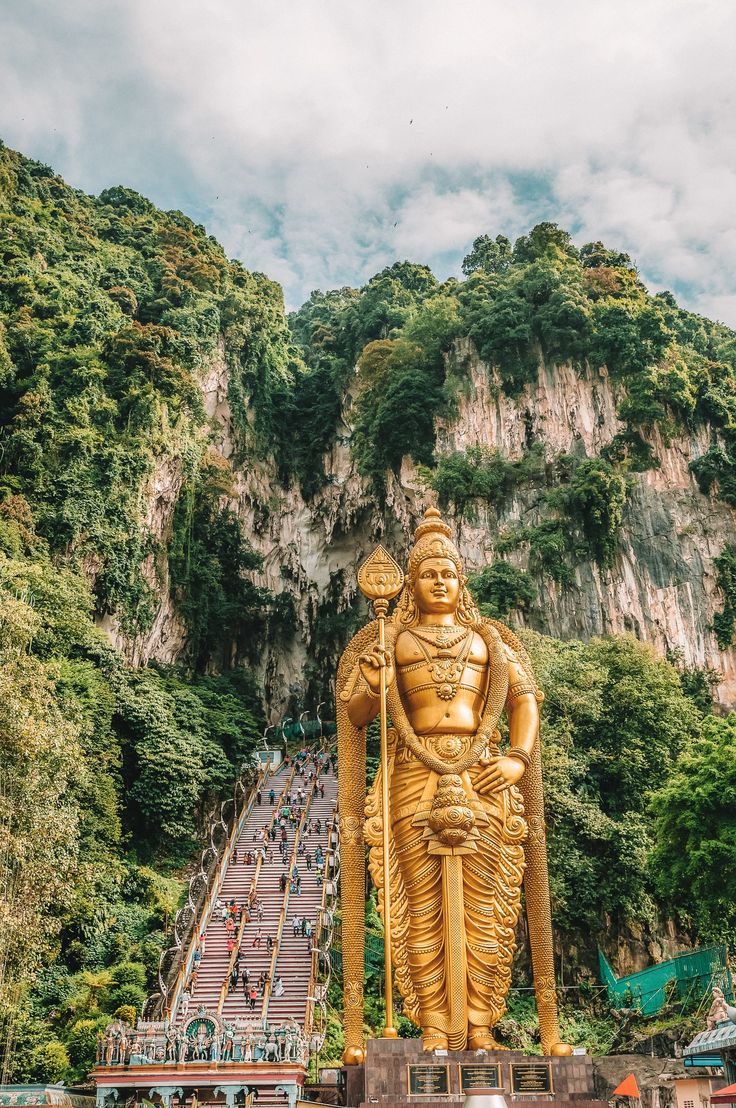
top-left (219, 768), bottom-right (304, 1024)
top-left (178, 763), bottom-right (294, 1020)
top-left (265, 762), bottom-right (337, 1027)
top-left (175, 751), bottom-right (337, 1039)
top-left (94, 748), bottom-right (341, 1108)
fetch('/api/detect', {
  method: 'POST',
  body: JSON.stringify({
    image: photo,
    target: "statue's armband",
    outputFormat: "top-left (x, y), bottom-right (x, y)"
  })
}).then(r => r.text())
top-left (503, 647), bottom-right (538, 710)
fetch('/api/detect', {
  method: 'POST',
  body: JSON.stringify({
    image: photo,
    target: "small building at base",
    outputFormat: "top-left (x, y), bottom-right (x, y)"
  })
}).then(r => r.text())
top-left (672, 1075), bottom-right (729, 1108)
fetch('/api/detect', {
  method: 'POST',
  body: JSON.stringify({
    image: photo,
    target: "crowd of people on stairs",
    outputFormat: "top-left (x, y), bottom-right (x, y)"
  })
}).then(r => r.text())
top-left (176, 746), bottom-right (335, 1026)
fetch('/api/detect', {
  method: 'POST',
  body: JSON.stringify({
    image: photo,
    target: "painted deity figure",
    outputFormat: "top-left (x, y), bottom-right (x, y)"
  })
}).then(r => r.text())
top-left (194, 1029), bottom-right (208, 1060)
top-left (338, 509), bottom-right (571, 1058)
top-left (165, 1029), bottom-right (177, 1063)
top-left (707, 987), bottom-right (736, 1029)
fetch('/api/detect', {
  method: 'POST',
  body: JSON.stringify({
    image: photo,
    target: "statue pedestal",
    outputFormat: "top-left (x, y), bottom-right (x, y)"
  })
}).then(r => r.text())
top-left (344, 1038), bottom-right (606, 1108)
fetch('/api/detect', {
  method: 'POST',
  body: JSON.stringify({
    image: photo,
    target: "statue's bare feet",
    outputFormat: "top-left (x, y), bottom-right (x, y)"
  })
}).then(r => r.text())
top-left (423, 1027), bottom-right (449, 1051)
top-left (468, 1026), bottom-right (508, 1050)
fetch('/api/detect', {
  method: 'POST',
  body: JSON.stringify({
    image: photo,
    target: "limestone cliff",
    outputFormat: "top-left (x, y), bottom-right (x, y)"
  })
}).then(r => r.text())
top-left (110, 338), bottom-right (736, 715)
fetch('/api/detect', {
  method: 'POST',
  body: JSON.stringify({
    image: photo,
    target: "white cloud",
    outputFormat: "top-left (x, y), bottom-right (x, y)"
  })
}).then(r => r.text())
top-left (1, 0), bottom-right (735, 318)
top-left (391, 183), bottom-right (521, 262)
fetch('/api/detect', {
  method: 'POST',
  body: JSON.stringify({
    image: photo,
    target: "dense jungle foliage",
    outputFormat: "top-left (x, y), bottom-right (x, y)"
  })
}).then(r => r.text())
top-left (1, 143), bottom-right (736, 1080)
top-left (0, 144), bottom-right (272, 1083)
top-left (291, 226), bottom-right (736, 495)
top-left (0, 507), bottom-right (263, 1082)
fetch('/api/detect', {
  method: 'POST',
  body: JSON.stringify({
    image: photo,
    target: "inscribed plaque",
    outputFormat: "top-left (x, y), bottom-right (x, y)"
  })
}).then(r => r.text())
top-left (510, 1062), bottom-right (554, 1094)
top-left (407, 1064), bottom-right (451, 1096)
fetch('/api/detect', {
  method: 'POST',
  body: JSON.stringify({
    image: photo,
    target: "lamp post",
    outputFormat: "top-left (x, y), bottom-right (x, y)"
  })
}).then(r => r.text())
top-left (262, 725), bottom-right (275, 771)
top-left (316, 702), bottom-right (325, 748)
top-left (299, 710), bottom-right (309, 745)
top-left (309, 1029), bottom-right (325, 1085)
top-left (281, 717), bottom-right (292, 751)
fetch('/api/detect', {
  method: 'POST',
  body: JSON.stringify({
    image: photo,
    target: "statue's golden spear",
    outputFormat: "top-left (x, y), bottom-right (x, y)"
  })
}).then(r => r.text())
top-left (356, 545), bottom-right (404, 1038)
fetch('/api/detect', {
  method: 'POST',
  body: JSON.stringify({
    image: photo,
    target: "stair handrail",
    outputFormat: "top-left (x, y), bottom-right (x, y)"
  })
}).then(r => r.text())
top-left (303, 788), bottom-right (339, 1045)
top-left (216, 763), bottom-right (298, 1015)
top-left (165, 761), bottom-right (272, 1022)
top-left (261, 771), bottom-right (321, 1024)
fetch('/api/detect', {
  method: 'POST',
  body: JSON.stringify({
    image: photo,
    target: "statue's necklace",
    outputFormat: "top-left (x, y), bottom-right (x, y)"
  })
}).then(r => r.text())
top-left (407, 627), bottom-right (474, 701)
top-left (410, 625), bottom-right (468, 650)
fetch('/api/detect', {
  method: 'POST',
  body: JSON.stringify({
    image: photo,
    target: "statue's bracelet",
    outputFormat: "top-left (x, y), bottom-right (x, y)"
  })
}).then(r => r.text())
top-left (507, 747), bottom-right (532, 768)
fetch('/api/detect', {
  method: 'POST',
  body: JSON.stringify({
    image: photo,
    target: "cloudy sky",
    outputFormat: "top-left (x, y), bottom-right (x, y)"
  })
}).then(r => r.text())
top-left (2, 0), bottom-right (735, 321)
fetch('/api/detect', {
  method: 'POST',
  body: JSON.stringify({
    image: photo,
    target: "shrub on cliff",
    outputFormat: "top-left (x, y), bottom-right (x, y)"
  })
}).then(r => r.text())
top-left (557, 457), bottom-right (632, 568)
top-left (468, 561), bottom-right (535, 619)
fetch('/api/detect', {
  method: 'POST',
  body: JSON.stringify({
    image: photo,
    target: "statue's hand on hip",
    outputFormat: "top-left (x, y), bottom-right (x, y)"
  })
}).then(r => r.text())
top-left (473, 755), bottom-right (525, 795)
top-left (358, 645), bottom-right (395, 694)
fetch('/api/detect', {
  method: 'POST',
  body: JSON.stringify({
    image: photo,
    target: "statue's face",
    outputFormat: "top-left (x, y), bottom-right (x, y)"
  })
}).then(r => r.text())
top-left (413, 557), bottom-right (460, 614)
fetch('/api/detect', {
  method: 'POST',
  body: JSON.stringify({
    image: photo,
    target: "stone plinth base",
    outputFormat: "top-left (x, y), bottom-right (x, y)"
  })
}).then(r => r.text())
top-left (342, 1038), bottom-right (605, 1108)
top-left (365, 1099), bottom-right (607, 1108)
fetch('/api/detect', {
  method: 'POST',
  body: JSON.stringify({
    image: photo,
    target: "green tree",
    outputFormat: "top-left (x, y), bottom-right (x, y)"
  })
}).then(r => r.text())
top-left (468, 561), bottom-right (535, 619)
top-left (428, 447), bottom-right (512, 515)
top-left (690, 446), bottom-right (736, 509)
top-left (589, 298), bottom-right (672, 378)
top-left (29, 1041), bottom-right (70, 1083)
top-left (579, 241), bottom-right (633, 269)
top-left (67, 969), bottom-right (117, 1014)
top-left (461, 270), bottom-right (536, 392)
top-left (169, 454), bottom-right (268, 668)
top-left (512, 222), bottom-right (579, 264)
top-left (650, 714), bottom-right (736, 941)
top-left (66, 1017), bottom-right (107, 1071)
top-left (712, 544), bottom-right (736, 648)
top-left (0, 569), bottom-right (85, 1045)
top-left (523, 630), bottom-right (699, 935)
top-left (462, 233), bottom-right (512, 275)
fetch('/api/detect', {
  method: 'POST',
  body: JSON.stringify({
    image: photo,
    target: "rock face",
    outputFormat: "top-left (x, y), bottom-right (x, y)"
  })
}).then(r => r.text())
top-left (431, 348), bottom-right (736, 708)
top-left (107, 340), bottom-right (736, 715)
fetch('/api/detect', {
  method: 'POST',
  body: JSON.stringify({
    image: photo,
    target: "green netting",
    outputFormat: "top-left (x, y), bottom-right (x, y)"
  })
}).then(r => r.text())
top-left (330, 933), bottom-right (385, 977)
top-left (598, 944), bottom-right (732, 1016)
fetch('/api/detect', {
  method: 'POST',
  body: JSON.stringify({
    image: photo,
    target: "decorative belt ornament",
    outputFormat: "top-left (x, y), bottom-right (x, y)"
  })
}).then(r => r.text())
top-left (428, 773), bottom-right (476, 847)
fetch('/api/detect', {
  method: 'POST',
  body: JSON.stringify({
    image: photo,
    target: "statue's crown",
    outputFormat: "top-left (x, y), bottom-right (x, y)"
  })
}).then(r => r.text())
top-left (413, 506), bottom-right (452, 543)
top-left (408, 506), bottom-right (462, 579)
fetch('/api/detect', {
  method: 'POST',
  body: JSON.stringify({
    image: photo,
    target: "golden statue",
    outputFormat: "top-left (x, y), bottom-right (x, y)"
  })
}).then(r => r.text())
top-left (337, 508), bottom-right (572, 1061)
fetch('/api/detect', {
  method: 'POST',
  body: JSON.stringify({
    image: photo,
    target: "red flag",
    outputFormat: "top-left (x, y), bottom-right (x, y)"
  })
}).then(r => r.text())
top-left (613, 1075), bottom-right (641, 1099)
